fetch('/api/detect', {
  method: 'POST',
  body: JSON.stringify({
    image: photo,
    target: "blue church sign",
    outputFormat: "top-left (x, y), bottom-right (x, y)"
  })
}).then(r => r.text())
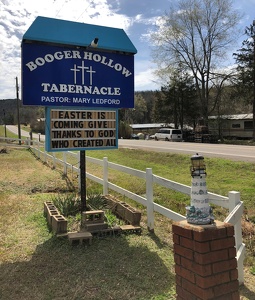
top-left (21, 17), bottom-right (137, 109)
top-left (22, 44), bottom-right (134, 108)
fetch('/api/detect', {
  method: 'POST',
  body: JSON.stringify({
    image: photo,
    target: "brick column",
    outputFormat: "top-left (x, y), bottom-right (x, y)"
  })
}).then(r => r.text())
top-left (172, 220), bottom-right (240, 300)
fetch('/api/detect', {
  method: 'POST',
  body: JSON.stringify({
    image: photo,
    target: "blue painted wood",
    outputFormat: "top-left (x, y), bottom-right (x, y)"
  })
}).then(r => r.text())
top-left (22, 16), bottom-right (137, 54)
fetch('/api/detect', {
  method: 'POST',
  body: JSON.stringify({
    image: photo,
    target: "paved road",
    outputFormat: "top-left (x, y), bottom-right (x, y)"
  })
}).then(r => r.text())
top-left (6, 125), bottom-right (45, 141)
top-left (118, 139), bottom-right (255, 162)
top-left (6, 125), bottom-right (255, 162)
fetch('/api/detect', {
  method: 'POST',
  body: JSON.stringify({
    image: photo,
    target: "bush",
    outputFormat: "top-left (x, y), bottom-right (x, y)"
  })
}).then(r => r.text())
top-left (87, 193), bottom-right (108, 210)
top-left (51, 193), bottom-right (80, 216)
top-left (104, 210), bottom-right (122, 227)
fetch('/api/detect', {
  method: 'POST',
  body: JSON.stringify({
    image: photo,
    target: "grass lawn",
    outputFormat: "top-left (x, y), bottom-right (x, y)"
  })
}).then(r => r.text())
top-left (0, 141), bottom-right (255, 299)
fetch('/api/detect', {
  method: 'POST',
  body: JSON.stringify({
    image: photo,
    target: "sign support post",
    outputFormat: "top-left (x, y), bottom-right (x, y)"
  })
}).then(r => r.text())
top-left (21, 16), bottom-right (137, 218)
top-left (16, 77), bottom-right (21, 145)
top-left (80, 150), bottom-right (86, 212)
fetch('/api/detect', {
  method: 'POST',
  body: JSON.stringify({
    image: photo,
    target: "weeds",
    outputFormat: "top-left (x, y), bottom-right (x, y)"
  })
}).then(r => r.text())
top-left (51, 193), bottom-right (80, 216)
top-left (251, 266), bottom-right (255, 276)
top-left (104, 210), bottom-right (124, 227)
top-left (87, 192), bottom-right (108, 210)
top-left (1, 146), bottom-right (255, 299)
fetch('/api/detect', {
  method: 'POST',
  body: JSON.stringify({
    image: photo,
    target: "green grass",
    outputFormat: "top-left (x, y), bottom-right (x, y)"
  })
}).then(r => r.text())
top-left (0, 125), bottom-right (18, 139)
top-left (0, 124), bottom-right (29, 139)
top-left (85, 148), bottom-right (255, 213)
top-left (0, 147), bottom-right (177, 300)
top-left (0, 146), bottom-right (255, 299)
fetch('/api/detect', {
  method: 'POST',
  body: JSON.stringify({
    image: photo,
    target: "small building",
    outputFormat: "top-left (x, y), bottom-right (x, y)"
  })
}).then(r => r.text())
top-left (208, 113), bottom-right (254, 139)
top-left (130, 123), bottom-right (175, 133)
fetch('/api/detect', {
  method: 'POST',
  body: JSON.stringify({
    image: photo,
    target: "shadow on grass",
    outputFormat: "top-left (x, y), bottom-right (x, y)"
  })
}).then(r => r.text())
top-left (239, 282), bottom-right (255, 300)
top-left (0, 234), bottom-right (175, 300)
top-left (28, 148), bottom-right (76, 193)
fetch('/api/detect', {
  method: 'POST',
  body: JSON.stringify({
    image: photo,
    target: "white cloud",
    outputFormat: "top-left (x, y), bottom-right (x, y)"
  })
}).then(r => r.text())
top-left (135, 60), bottom-right (161, 91)
top-left (1, 0), bottom-right (254, 98)
top-left (0, 0), bottom-right (135, 98)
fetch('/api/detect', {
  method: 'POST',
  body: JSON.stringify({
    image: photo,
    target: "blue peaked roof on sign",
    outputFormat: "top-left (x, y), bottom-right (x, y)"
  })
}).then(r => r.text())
top-left (22, 16), bottom-right (137, 54)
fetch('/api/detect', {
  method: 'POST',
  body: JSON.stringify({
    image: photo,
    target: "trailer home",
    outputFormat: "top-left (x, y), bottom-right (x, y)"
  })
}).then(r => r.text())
top-left (209, 114), bottom-right (254, 139)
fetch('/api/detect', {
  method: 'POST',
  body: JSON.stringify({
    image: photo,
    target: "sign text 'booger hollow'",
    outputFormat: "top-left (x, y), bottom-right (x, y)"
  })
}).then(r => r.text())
top-left (22, 43), bottom-right (134, 108)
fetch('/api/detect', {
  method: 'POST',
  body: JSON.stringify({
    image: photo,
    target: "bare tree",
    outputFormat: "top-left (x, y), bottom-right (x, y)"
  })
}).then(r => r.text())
top-left (150, 0), bottom-right (242, 124)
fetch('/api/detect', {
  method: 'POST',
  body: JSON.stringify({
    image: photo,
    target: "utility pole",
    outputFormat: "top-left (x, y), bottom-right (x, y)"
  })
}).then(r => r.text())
top-left (253, 20), bottom-right (255, 140)
top-left (3, 109), bottom-right (7, 138)
top-left (16, 77), bottom-right (21, 145)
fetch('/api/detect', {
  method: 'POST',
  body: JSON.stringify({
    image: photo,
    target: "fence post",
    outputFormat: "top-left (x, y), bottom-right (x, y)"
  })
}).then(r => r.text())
top-left (146, 168), bottom-right (154, 232)
top-left (37, 141), bottom-right (40, 159)
top-left (103, 157), bottom-right (108, 195)
top-left (53, 152), bottom-right (56, 169)
top-left (44, 147), bottom-right (47, 163)
top-left (228, 191), bottom-right (245, 285)
top-left (63, 152), bottom-right (67, 175)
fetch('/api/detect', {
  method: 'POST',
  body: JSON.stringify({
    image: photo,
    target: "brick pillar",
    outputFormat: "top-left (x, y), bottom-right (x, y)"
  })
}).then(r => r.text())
top-left (172, 220), bottom-right (240, 300)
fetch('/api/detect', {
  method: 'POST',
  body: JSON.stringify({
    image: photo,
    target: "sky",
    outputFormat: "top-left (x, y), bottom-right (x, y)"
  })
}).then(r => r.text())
top-left (0, 0), bottom-right (255, 99)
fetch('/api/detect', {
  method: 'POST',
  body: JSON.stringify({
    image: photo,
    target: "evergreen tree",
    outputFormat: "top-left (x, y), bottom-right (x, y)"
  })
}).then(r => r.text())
top-left (233, 23), bottom-right (255, 138)
top-left (154, 71), bottom-right (199, 129)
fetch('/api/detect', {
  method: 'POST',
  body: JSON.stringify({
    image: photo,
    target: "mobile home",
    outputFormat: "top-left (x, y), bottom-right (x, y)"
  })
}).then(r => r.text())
top-left (209, 114), bottom-right (254, 139)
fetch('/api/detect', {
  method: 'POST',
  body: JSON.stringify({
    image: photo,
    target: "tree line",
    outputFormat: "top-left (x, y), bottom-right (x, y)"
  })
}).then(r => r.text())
top-left (120, 0), bottom-right (255, 139)
top-left (0, 99), bottom-right (45, 133)
top-left (1, 0), bottom-right (255, 139)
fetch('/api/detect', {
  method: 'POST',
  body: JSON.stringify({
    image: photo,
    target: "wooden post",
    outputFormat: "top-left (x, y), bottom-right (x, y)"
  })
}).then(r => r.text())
top-left (63, 152), bottom-right (67, 175)
top-left (103, 157), bottom-right (108, 195)
top-left (15, 77), bottom-right (21, 145)
top-left (146, 168), bottom-right (154, 231)
top-left (227, 191), bottom-right (245, 284)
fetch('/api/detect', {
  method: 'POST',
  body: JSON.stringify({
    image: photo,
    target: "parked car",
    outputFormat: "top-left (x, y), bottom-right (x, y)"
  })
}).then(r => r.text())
top-left (154, 128), bottom-right (183, 141)
top-left (130, 134), bottom-right (139, 140)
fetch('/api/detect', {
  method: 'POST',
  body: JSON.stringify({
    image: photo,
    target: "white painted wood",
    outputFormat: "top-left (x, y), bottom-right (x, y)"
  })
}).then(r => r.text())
top-left (153, 175), bottom-right (191, 195)
top-left (63, 152), bottom-right (67, 175)
top-left (224, 202), bottom-right (243, 224)
top-left (108, 182), bottom-right (147, 206)
top-left (87, 156), bottom-right (103, 166)
top-left (153, 203), bottom-right (186, 221)
top-left (236, 243), bottom-right (246, 285)
top-left (146, 168), bottom-right (154, 231)
top-left (108, 162), bottom-right (147, 179)
top-left (86, 173), bottom-right (103, 185)
top-left (103, 157), bottom-right (108, 195)
top-left (53, 152), bottom-right (56, 169)
top-left (25, 144), bottom-right (246, 285)
top-left (37, 141), bottom-right (40, 159)
top-left (207, 193), bottom-right (229, 208)
top-left (227, 191), bottom-right (244, 285)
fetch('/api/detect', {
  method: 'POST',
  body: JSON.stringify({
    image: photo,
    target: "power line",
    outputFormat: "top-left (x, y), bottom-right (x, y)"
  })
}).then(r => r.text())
top-left (55, 0), bottom-right (69, 18)
top-left (75, 0), bottom-right (93, 21)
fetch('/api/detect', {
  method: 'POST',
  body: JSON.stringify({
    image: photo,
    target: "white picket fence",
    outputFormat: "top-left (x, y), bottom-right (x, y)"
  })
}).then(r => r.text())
top-left (1, 137), bottom-right (245, 284)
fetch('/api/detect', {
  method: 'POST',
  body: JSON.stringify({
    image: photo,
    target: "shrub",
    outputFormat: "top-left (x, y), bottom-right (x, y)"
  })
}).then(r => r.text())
top-left (87, 193), bottom-right (108, 210)
top-left (104, 210), bottom-right (121, 227)
top-left (52, 193), bottom-right (80, 216)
